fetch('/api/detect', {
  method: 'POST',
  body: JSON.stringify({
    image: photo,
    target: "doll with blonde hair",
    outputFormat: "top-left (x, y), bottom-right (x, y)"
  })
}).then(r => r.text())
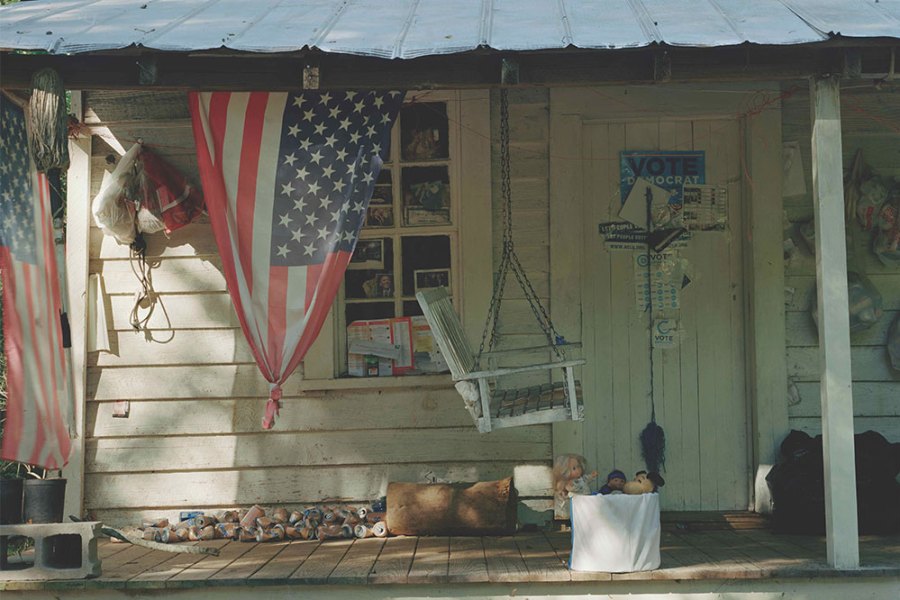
top-left (552, 454), bottom-right (598, 518)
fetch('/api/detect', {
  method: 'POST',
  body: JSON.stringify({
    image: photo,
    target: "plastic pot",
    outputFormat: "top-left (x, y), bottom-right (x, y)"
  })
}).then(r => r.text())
top-left (23, 478), bottom-right (67, 524)
top-left (0, 478), bottom-right (24, 524)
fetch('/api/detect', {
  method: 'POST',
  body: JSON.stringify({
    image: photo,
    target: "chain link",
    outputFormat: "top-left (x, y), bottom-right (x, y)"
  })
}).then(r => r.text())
top-left (476, 88), bottom-right (565, 366)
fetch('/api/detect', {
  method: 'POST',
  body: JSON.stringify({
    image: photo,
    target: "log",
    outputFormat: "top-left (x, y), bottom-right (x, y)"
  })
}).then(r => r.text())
top-left (386, 477), bottom-right (516, 536)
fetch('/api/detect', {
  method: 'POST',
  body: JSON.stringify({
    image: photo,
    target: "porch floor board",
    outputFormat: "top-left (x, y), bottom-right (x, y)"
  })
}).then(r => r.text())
top-left (2, 530), bottom-right (898, 590)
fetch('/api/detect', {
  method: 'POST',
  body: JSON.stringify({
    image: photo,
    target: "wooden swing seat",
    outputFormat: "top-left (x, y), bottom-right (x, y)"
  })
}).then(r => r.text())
top-left (416, 287), bottom-right (584, 433)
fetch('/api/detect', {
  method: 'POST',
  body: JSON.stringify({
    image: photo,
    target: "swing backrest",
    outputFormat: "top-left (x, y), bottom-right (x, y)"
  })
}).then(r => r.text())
top-left (415, 287), bottom-right (476, 379)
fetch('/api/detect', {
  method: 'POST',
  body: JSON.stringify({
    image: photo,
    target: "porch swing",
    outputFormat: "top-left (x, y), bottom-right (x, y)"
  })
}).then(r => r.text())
top-left (416, 89), bottom-right (585, 433)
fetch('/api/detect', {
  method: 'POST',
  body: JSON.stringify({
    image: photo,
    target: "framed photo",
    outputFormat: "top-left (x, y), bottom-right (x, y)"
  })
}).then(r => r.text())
top-left (365, 205), bottom-right (393, 228)
top-left (363, 273), bottom-right (394, 298)
top-left (414, 268), bottom-right (451, 293)
top-left (349, 239), bottom-right (384, 270)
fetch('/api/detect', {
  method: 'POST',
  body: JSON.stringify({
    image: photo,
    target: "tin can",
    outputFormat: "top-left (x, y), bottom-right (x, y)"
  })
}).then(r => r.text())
top-left (198, 525), bottom-right (216, 541)
top-left (283, 526), bottom-right (303, 540)
top-left (216, 523), bottom-right (239, 540)
top-left (180, 510), bottom-right (204, 522)
top-left (272, 508), bottom-right (289, 523)
top-left (240, 505), bottom-right (265, 529)
top-left (371, 522), bottom-right (388, 538)
top-left (217, 510), bottom-right (240, 523)
top-left (256, 516), bottom-right (275, 530)
top-left (305, 508), bottom-right (322, 522)
top-left (142, 528), bottom-right (158, 541)
top-left (142, 518), bottom-right (169, 529)
top-left (354, 524), bottom-right (373, 539)
top-left (190, 515), bottom-right (216, 529)
top-left (317, 524), bottom-right (344, 540)
top-left (187, 526), bottom-right (202, 541)
top-left (256, 529), bottom-right (280, 543)
top-left (173, 527), bottom-right (191, 542)
top-left (156, 528), bottom-right (172, 544)
top-left (238, 528), bottom-right (258, 542)
top-left (289, 511), bottom-right (304, 525)
top-left (356, 507), bottom-right (369, 520)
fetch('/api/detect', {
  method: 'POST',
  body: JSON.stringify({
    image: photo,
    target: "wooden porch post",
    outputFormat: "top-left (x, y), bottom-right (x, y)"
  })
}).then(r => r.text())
top-left (809, 75), bottom-right (859, 569)
top-left (60, 91), bottom-right (91, 519)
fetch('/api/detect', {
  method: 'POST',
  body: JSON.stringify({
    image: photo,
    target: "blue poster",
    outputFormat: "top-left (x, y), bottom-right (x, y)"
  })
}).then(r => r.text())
top-left (620, 150), bottom-right (705, 206)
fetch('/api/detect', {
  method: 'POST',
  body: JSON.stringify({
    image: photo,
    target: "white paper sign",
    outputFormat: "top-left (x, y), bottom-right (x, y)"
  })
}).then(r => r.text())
top-left (652, 319), bottom-right (679, 348)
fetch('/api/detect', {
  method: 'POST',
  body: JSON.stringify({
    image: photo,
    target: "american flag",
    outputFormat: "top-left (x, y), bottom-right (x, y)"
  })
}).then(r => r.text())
top-left (189, 90), bottom-right (403, 428)
top-left (0, 96), bottom-right (72, 469)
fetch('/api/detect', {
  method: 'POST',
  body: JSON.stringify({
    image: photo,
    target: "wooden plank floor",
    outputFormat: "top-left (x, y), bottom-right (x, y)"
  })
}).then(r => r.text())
top-left (3, 531), bottom-right (898, 590)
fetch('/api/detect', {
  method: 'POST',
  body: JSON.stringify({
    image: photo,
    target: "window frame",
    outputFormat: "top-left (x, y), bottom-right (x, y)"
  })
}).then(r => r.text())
top-left (303, 90), bottom-right (491, 383)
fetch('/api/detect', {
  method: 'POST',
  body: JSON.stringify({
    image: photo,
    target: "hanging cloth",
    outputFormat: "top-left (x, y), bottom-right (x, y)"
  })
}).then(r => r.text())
top-left (189, 91), bottom-right (404, 429)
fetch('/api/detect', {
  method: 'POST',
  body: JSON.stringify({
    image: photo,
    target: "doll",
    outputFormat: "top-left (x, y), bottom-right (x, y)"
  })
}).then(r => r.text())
top-left (599, 469), bottom-right (627, 495)
top-left (623, 470), bottom-right (665, 494)
top-left (552, 454), bottom-right (598, 518)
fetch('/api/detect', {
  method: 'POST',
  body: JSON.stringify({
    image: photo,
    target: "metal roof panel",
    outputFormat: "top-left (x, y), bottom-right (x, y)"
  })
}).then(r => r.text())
top-left (0, 0), bottom-right (897, 56)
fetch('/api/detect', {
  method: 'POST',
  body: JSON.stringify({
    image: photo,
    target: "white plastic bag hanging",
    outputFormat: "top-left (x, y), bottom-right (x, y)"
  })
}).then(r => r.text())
top-left (811, 271), bottom-right (884, 333)
top-left (91, 143), bottom-right (141, 244)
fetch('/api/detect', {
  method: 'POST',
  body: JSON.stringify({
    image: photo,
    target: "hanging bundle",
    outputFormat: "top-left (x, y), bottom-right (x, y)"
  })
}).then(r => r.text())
top-left (28, 68), bottom-right (69, 172)
top-left (639, 183), bottom-right (666, 473)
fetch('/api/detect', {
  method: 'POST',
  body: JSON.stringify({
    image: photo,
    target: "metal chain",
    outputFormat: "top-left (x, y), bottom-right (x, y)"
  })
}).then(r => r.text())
top-left (476, 88), bottom-right (565, 365)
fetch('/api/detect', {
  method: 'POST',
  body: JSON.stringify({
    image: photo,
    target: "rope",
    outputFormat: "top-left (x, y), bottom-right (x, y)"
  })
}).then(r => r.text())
top-left (476, 89), bottom-right (565, 366)
top-left (28, 68), bottom-right (69, 172)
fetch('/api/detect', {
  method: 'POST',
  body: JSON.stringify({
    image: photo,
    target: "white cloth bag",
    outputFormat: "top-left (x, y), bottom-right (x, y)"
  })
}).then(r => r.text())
top-left (569, 493), bottom-right (661, 572)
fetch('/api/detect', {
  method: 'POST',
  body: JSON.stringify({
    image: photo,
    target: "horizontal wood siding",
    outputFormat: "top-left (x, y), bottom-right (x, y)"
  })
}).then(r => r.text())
top-left (781, 86), bottom-right (900, 443)
top-left (82, 90), bottom-right (551, 526)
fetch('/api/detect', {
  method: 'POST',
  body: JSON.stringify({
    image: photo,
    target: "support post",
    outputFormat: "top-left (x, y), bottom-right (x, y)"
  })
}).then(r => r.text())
top-left (60, 91), bottom-right (91, 519)
top-left (809, 75), bottom-right (859, 569)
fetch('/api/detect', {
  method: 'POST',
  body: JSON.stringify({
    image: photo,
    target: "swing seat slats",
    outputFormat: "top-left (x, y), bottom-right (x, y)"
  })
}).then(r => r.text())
top-left (416, 287), bottom-right (585, 433)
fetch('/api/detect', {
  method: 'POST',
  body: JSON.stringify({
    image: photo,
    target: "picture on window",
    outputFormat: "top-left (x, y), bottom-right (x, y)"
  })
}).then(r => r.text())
top-left (349, 239), bottom-right (384, 270)
top-left (365, 205), bottom-right (393, 228)
top-left (363, 273), bottom-right (394, 298)
top-left (414, 268), bottom-right (451, 294)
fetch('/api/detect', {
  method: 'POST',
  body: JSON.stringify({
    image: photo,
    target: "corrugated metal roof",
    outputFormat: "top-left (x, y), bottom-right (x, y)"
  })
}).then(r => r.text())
top-left (1, 0), bottom-right (898, 57)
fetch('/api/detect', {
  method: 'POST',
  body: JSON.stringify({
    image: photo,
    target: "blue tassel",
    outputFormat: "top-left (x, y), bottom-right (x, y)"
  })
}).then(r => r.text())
top-left (640, 420), bottom-right (666, 473)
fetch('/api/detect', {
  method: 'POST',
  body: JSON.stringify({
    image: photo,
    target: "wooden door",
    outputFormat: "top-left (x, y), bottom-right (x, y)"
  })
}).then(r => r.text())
top-left (580, 119), bottom-right (749, 511)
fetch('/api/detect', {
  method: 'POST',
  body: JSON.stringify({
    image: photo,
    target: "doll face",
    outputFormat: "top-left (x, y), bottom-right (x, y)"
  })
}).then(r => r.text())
top-left (567, 459), bottom-right (583, 479)
top-left (609, 476), bottom-right (625, 490)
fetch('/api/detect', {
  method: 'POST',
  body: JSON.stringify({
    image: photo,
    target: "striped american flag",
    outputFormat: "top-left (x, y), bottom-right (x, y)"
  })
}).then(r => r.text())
top-left (0, 96), bottom-right (72, 469)
top-left (189, 90), bottom-right (403, 429)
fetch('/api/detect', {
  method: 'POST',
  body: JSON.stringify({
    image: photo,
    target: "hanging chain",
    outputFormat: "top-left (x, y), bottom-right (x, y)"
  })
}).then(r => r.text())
top-left (476, 89), bottom-right (564, 365)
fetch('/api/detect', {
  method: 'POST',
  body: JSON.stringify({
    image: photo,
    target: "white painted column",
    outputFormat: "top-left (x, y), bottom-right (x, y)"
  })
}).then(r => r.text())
top-left (809, 76), bottom-right (859, 569)
top-left (61, 91), bottom-right (91, 519)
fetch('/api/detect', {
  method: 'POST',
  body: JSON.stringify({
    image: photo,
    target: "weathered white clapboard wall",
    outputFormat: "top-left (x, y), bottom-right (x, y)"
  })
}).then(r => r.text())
top-left (781, 85), bottom-right (900, 443)
top-left (82, 90), bottom-right (552, 527)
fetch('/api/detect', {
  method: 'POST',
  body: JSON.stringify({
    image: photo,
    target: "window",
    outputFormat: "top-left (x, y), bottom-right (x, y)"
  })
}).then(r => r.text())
top-left (297, 90), bottom-right (487, 382)
top-left (338, 93), bottom-right (461, 377)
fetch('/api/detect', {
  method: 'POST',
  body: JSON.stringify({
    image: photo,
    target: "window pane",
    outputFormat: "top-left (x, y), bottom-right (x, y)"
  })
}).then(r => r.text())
top-left (401, 235), bottom-right (451, 297)
top-left (401, 102), bottom-right (449, 161)
top-left (346, 302), bottom-right (395, 323)
top-left (366, 170), bottom-right (394, 228)
top-left (403, 300), bottom-right (424, 317)
top-left (345, 238), bottom-right (393, 299)
top-left (402, 166), bottom-right (451, 226)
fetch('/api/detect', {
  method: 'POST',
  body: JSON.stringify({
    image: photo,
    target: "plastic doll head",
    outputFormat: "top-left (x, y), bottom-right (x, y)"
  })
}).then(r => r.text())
top-left (606, 469), bottom-right (627, 491)
top-left (552, 454), bottom-right (588, 494)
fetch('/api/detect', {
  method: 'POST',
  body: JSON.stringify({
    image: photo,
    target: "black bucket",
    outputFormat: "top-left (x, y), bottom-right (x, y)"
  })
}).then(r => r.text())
top-left (23, 478), bottom-right (67, 524)
top-left (0, 478), bottom-right (24, 524)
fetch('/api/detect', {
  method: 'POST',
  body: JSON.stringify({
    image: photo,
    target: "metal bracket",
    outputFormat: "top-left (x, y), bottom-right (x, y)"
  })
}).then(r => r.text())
top-left (501, 58), bottom-right (520, 85)
top-left (653, 51), bottom-right (672, 83)
top-left (303, 60), bottom-right (320, 90)
top-left (136, 56), bottom-right (158, 85)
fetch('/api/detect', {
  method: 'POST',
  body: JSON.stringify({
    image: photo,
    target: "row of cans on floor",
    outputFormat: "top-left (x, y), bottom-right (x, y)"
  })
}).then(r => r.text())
top-left (140, 504), bottom-right (388, 543)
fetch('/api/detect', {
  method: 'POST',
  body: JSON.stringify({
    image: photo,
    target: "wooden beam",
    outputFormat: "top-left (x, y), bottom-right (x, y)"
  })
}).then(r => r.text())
top-left (60, 91), bottom-right (91, 519)
top-left (743, 92), bottom-right (789, 515)
top-left (809, 75), bottom-right (859, 569)
top-left (0, 45), bottom-right (864, 91)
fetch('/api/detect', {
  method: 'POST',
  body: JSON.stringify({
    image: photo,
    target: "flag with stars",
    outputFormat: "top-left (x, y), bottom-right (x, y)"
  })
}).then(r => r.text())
top-left (0, 96), bottom-right (72, 469)
top-left (189, 90), bottom-right (403, 429)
